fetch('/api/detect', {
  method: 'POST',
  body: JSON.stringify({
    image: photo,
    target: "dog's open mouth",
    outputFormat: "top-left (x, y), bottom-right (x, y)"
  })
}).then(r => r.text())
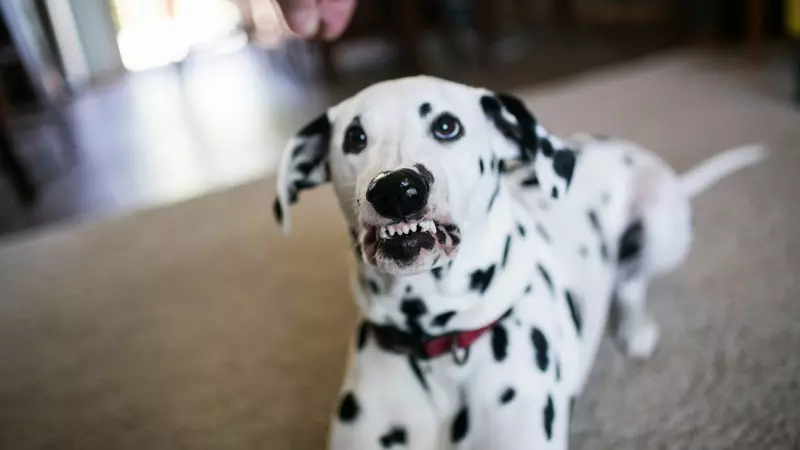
top-left (361, 218), bottom-right (460, 273)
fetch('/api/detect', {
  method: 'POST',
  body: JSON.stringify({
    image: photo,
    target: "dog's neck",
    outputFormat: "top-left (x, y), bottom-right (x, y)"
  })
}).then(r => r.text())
top-left (353, 183), bottom-right (540, 337)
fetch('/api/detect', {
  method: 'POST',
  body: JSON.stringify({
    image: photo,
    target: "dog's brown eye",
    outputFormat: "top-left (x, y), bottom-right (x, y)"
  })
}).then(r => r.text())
top-left (431, 113), bottom-right (463, 142)
top-left (344, 124), bottom-right (368, 154)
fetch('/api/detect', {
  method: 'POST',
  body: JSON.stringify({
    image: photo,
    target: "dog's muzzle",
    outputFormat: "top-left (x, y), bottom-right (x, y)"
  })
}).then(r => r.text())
top-left (359, 169), bottom-right (460, 274)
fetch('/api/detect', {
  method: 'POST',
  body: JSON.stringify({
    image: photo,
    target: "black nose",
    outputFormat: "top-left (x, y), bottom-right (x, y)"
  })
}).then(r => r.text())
top-left (366, 168), bottom-right (429, 220)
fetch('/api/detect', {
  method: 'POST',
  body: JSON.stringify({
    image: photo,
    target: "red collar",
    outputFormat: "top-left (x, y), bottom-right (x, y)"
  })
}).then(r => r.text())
top-left (367, 318), bottom-right (501, 365)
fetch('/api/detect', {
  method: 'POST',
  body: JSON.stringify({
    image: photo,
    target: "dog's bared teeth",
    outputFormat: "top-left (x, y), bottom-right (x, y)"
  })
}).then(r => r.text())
top-left (402, 224), bottom-right (411, 235)
top-left (410, 222), bottom-right (418, 233)
top-left (380, 226), bottom-right (389, 239)
top-left (420, 220), bottom-right (433, 232)
top-left (388, 225), bottom-right (396, 236)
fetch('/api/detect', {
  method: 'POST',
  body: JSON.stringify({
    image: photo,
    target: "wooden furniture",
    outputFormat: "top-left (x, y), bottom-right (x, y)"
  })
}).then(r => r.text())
top-left (0, 0), bottom-right (77, 204)
top-left (318, 0), bottom-right (424, 82)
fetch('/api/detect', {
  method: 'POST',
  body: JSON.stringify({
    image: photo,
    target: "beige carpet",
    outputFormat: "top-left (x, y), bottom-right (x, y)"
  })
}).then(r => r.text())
top-left (1, 51), bottom-right (798, 449)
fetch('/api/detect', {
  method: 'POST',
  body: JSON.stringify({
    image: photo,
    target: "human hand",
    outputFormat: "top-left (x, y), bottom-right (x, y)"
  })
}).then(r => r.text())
top-left (276, 0), bottom-right (357, 40)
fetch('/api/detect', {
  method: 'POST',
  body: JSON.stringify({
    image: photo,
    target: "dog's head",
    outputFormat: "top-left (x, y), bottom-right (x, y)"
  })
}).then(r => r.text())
top-left (274, 76), bottom-right (540, 275)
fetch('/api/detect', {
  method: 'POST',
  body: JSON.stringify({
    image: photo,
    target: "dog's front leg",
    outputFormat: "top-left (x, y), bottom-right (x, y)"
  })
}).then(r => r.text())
top-left (328, 340), bottom-right (443, 450)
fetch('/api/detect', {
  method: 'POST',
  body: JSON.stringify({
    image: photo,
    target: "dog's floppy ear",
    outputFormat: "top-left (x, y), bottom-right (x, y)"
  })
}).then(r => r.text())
top-left (480, 92), bottom-right (539, 163)
top-left (273, 112), bottom-right (333, 234)
top-left (480, 91), bottom-right (578, 199)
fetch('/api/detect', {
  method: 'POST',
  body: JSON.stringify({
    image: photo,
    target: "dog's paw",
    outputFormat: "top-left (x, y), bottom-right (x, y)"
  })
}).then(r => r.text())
top-left (615, 318), bottom-right (660, 360)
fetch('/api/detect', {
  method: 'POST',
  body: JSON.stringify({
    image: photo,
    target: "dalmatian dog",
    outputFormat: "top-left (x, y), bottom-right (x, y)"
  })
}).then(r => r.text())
top-left (273, 76), bottom-right (766, 449)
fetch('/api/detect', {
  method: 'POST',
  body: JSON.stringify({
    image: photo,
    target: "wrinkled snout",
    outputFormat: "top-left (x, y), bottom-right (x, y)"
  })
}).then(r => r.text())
top-left (366, 169), bottom-right (429, 221)
top-left (358, 165), bottom-right (461, 275)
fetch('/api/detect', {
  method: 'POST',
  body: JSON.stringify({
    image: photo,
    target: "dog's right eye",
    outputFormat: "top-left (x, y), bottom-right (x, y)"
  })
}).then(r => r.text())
top-left (343, 125), bottom-right (368, 154)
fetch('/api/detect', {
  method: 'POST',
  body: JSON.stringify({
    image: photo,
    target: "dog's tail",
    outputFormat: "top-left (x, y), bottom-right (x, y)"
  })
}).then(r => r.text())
top-left (680, 144), bottom-right (767, 198)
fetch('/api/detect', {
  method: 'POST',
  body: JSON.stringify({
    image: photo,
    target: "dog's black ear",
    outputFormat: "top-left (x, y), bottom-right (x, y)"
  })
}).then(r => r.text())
top-left (480, 93), bottom-right (539, 162)
top-left (274, 112), bottom-right (332, 234)
top-left (480, 91), bottom-right (578, 199)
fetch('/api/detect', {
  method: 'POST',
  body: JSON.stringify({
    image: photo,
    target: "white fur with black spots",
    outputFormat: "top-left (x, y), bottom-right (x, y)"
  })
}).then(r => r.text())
top-left (274, 76), bottom-right (767, 450)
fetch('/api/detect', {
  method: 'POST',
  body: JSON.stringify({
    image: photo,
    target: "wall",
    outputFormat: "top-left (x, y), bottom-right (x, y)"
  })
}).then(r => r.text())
top-left (68, 0), bottom-right (124, 81)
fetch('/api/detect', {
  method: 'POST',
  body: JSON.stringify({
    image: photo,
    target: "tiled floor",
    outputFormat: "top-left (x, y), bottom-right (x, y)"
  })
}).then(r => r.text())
top-left (0, 27), bottom-right (676, 240)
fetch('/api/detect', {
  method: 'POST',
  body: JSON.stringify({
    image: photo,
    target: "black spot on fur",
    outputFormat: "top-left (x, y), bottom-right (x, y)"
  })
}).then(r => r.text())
top-left (408, 356), bottom-right (429, 391)
top-left (296, 160), bottom-right (317, 177)
top-left (290, 143), bottom-right (305, 159)
top-left (501, 235), bottom-right (512, 267)
top-left (551, 186), bottom-right (559, 199)
top-left (588, 210), bottom-right (601, 231)
top-left (531, 328), bottom-right (550, 371)
top-left (470, 265), bottom-right (496, 294)
top-left (521, 174), bottom-right (540, 187)
top-left (479, 159), bottom-right (485, 174)
top-left (405, 285), bottom-right (412, 294)
top-left (555, 360), bottom-right (561, 381)
top-left (419, 102), bottom-right (432, 118)
top-left (524, 284), bottom-right (533, 294)
top-left (490, 157), bottom-right (497, 171)
top-left (553, 150), bottom-right (576, 187)
top-left (367, 278), bottom-right (380, 295)
top-left (537, 264), bottom-right (554, 295)
top-left (488, 180), bottom-right (501, 211)
top-left (451, 406), bottom-right (469, 443)
top-left (500, 387), bottom-right (516, 404)
top-left (432, 311), bottom-right (456, 327)
top-left (356, 322), bottom-right (368, 350)
top-left (298, 113), bottom-right (331, 137)
top-left (414, 163), bottom-right (435, 185)
top-left (565, 290), bottom-right (582, 335)
top-left (338, 392), bottom-right (360, 422)
top-left (540, 138), bottom-right (555, 157)
top-left (435, 228), bottom-right (448, 246)
top-left (535, 222), bottom-right (551, 243)
top-left (401, 298), bottom-right (428, 335)
top-left (380, 426), bottom-right (407, 448)
top-left (623, 154), bottom-right (635, 166)
top-left (570, 396), bottom-right (576, 420)
top-left (543, 395), bottom-right (555, 440)
top-left (619, 219), bottom-right (644, 262)
top-left (578, 245), bottom-right (589, 258)
top-left (491, 324), bottom-right (509, 362)
top-left (517, 223), bottom-right (526, 237)
top-left (600, 243), bottom-right (610, 261)
top-left (431, 267), bottom-right (443, 280)
top-left (498, 159), bottom-right (507, 173)
top-left (272, 198), bottom-right (283, 223)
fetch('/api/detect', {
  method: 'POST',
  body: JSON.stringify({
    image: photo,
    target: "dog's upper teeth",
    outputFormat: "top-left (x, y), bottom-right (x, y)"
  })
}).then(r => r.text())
top-left (380, 226), bottom-right (389, 238)
top-left (410, 222), bottom-right (418, 233)
top-left (402, 224), bottom-right (410, 235)
top-left (388, 225), bottom-right (396, 236)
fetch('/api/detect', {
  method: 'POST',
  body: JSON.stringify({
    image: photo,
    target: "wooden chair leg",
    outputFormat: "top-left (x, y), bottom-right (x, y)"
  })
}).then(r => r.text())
top-left (0, 125), bottom-right (36, 204)
top-left (0, 89), bottom-right (36, 204)
top-left (392, 0), bottom-right (422, 74)
top-left (474, 0), bottom-right (496, 66)
top-left (746, 0), bottom-right (765, 62)
top-left (319, 41), bottom-right (338, 83)
top-left (553, 0), bottom-right (574, 26)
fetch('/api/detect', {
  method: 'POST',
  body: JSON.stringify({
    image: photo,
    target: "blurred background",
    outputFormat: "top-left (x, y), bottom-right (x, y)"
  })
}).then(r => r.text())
top-left (0, 2), bottom-right (799, 449)
top-left (0, 0), bottom-right (796, 238)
